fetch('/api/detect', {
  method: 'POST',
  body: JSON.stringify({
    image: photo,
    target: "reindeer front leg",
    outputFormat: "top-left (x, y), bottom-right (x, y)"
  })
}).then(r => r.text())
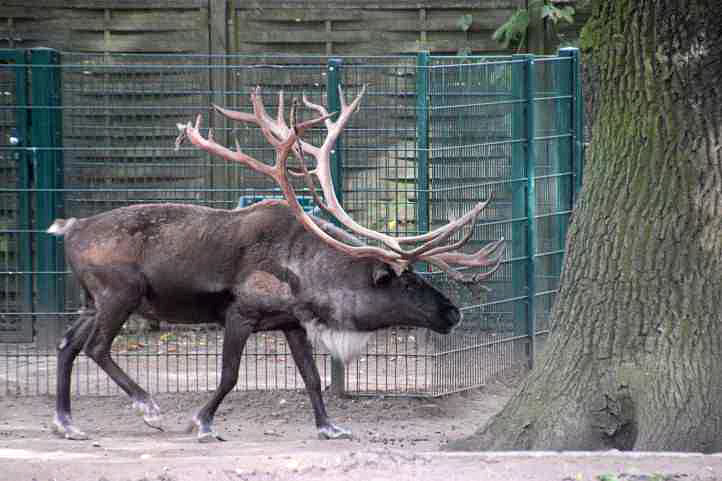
top-left (188, 308), bottom-right (253, 442)
top-left (283, 326), bottom-right (352, 440)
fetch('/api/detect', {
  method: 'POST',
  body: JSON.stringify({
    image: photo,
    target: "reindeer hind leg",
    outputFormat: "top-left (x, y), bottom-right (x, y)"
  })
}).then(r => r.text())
top-left (81, 264), bottom-right (163, 432)
top-left (53, 313), bottom-right (95, 440)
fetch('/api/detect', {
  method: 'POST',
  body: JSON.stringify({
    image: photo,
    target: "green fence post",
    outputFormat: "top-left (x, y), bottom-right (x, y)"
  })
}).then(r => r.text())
top-left (326, 58), bottom-right (345, 396)
top-left (327, 58), bottom-right (344, 207)
top-left (510, 55), bottom-right (527, 344)
top-left (524, 55), bottom-right (537, 369)
top-left (416, 52), bottom-right (430, 237)
top-left (559, 47), bottom-right (584, 202)
top-left (9, 50), bottom-right (34, 318)
top-left (30, 48), bottom-right (64, 348)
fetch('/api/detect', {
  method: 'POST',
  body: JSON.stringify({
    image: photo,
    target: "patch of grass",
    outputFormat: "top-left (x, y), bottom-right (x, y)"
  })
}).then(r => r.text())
top-left (598, 475), bottom-right (620, 481)
top-left (595, 474), bottom-right (687, 481)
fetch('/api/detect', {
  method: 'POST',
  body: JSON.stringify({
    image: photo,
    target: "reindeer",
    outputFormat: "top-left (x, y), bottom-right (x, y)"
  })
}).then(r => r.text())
top-left (48, 86), bottom-right (503, 442)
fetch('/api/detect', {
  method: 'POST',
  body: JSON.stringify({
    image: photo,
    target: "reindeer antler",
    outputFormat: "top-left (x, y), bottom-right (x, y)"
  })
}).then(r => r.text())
top-left (178, 86), bottom-right (504, 292)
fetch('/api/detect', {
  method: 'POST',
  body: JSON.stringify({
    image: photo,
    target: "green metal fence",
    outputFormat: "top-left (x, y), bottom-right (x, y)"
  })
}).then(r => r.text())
top-left (0, 49), bottom-right (583, 397)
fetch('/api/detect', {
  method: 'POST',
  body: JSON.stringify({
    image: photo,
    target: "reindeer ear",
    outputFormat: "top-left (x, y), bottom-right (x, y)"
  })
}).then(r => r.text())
top-left (372, 263), bottom-right (394, 287)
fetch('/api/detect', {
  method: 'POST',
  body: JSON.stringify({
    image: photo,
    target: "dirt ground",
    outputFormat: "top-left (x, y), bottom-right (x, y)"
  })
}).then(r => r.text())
top-left (1, 371), bottom-right (720, 481)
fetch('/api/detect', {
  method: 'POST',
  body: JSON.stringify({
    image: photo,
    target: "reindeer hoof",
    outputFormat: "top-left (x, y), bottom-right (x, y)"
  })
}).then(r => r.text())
top-left (186, 414), bottom-right (202, 434)
top-left (55, 426), bottom-right (89, 441)
top-left (187, 414), bottom-right (225, 442)
top-left (318, 423), bottom-right (352, 440)
top-left (198, 431), bottom-right (227, 443)
top-left (133, 398), bottom-right (163, 431)
top-left (52, 414), bottom-right (89, 440)
top-left (143, 414), bottom-right (164, 432)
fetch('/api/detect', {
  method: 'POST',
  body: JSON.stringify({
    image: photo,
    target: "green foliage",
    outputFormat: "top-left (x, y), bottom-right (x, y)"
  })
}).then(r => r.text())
top-left (456, 14), bottom-right (474, 33)
top-left (492, 8), bottom-right (530, 49)
top-left (597, 475), bottom-right (620, 481)
top-left (579, 5), bottom-right (602, 52)
top-left (542, 4), bottom-right (575, 24)
top-left (492, 0), bottom-right (576, 51)
top-left (456, 14), bottom-right (474, 56)
top-left (596, 475), bottom-right (671, 481)
top-left (0, 220), bottom-right (10, 254)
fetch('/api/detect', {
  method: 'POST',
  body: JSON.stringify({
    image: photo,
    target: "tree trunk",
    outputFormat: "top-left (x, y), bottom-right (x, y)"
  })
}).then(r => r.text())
top-left (450, 0), bottom-right (722, 452)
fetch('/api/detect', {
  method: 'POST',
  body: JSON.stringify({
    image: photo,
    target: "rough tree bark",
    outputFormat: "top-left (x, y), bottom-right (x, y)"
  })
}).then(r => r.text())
top-left (450, 0), bottom-right (722, 452)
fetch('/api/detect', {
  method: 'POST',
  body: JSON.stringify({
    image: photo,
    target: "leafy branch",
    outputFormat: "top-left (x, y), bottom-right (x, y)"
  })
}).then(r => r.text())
top-left (491, 0), bottom-right (575, 51)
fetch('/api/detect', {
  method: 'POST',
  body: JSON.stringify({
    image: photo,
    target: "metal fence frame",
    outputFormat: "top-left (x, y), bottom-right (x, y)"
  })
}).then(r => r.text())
top-left (0, 48), bottom-right (584, 397)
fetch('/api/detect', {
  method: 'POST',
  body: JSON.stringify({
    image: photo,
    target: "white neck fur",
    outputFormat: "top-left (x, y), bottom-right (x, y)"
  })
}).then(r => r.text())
top-left (302, 319), bottom-right (372, 365)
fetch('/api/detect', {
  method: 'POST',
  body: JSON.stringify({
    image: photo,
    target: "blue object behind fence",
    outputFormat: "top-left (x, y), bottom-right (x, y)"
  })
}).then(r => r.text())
top-left (237, 191), bottom-right (322, 217)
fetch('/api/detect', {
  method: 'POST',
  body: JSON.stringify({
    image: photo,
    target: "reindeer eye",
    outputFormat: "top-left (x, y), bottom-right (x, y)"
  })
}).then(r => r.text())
top-left (372, 265), bottom-right (393, 287)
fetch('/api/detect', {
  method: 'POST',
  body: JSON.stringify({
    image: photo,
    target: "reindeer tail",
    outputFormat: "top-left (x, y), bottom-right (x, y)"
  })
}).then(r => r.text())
top-left (47, 218), bottom-right (78, 236)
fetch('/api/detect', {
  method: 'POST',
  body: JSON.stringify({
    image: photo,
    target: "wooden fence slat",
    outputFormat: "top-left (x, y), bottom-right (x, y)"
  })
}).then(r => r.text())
top-left (236, 29), bottom-right (410, 44)
top-left (334, 13), bottom-right (514, 32)
top-left (234, 0), bottom-right (518, 9)
top-left (1, 1), bottom-right (208, 9)
top-left (238, 8), bottom-right (363, 22)
top-left (0, 7), bottom-right (49, 18)
top-left (2, 14), bottom-right (204, 34)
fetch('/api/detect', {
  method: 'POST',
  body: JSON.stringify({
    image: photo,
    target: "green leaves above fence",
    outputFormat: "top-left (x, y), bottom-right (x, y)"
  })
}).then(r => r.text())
top-left (492, 0), bottom-right (575, 51)
top-left (492, 9), bottom-right (530, 49)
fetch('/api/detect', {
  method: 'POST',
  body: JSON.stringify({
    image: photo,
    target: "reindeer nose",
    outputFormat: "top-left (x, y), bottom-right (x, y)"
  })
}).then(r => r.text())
top-left (443, 306), bottom-right (462, 330)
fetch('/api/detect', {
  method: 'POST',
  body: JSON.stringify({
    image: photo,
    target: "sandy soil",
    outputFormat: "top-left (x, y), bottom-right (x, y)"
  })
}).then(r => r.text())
top-left (1, 371), bottom-right (720, 481)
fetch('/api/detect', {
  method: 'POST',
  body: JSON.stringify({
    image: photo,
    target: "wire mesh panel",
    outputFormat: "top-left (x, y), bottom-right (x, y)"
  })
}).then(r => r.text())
top-left (0, 50), bottom-right (581, 397)
top-left (339, 57), bottom-right (429, 395)
top-left (424, 57), bottom-right (527, 396)
top-left (531, 56), bottom-right (574, 334)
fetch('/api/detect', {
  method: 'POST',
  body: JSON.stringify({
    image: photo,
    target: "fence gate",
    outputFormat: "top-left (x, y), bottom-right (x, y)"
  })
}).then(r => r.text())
top-left (0, 49), bottom-right (31, 343)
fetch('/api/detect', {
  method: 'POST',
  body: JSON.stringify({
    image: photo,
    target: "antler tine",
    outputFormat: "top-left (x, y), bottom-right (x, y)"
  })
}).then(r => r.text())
top-left (289, 98), bottom-right (328, 211)
top-left (424, 239), bottom-right (505, 297)
top-left (302, 84), bottom-right (367, 140)
top-left (401, 197), bottom-right (493, 260)
top-left (432, 237), bottom-right (506, 268)
top-left (276, 98), bottom-right (304, 172)
top-left (276, 90), bottom-right (289, 130)
top-left (212, 103), bottom-right (256, 123)
top-left (289, 140), bottom-right (327, 210)
top-left (250, 89), bottom-right (283, 148)
top-left (302, 92), bottom-right (329, 117)
top-left (183, 113), bottom-right (275, 177)
top-left (215, 90), bottom-right (322, 159)
top-left (294, 111), bottom-right (337, 135)
top-left (251, 86), bottom-right (275, 126)
top-left (251, 89), bottom-right (332, 154)
top-left (337, 84), bottom-right (365, 119)
top-left (424, 234), bottom-right (503, 264)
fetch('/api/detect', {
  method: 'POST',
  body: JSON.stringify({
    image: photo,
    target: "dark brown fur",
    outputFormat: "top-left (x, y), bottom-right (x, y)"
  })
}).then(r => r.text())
top-left (50, 200), bottom-right (460, 441)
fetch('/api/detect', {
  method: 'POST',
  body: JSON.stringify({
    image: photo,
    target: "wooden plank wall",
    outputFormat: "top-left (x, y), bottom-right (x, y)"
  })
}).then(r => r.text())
top-left (230, 1), bottom-right (522, 56)
top-left (1, 1), bottom-right (589, 56)
top-left (0, 1), bottom-right (210, 53)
